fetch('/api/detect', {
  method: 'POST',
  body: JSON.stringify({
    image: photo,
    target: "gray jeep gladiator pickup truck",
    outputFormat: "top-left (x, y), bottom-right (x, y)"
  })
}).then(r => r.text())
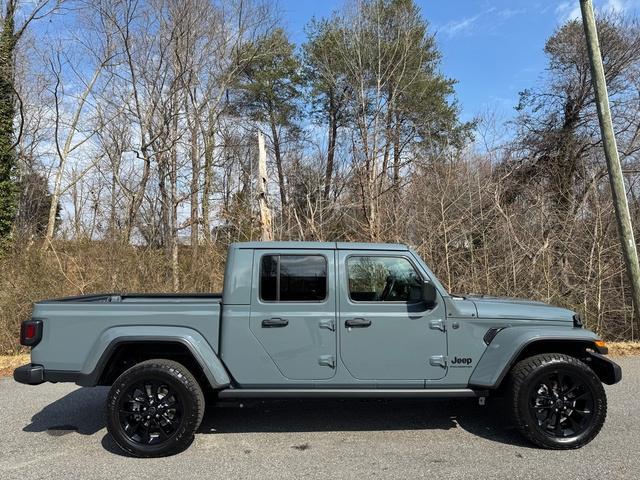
top-left (14, 241), bottom-right (621, 457)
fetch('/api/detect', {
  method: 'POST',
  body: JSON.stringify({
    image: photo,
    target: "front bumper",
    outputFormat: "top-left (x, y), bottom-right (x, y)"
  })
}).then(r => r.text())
top-left (587, 352), bottom-right (622, 385)
top-left (13, 364), bottom-right (44, 385)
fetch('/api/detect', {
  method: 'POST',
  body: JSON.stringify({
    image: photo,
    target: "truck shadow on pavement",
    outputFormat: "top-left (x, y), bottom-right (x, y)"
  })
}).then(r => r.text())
top-left (23, 386), bottom-right (110, 436)
top-left (198, 398), bottom-right (532, 448)
top-left (22, 388), bottom-right (533, 455)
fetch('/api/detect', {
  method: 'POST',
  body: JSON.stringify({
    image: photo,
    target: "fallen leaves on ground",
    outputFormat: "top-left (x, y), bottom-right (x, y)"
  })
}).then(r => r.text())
top-left (608, 342), bottom-right (640, 356)
top-left (0, 354), bottom-right (29, 377)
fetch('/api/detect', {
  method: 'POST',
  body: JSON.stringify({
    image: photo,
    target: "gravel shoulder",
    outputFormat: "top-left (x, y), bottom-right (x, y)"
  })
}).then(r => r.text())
top-left (0, 357), bottom-right (638, 480)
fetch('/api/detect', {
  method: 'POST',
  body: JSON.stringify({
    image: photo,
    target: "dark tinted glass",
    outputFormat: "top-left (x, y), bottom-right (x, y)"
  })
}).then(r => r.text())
top-left (280, 255), bottom-right (327, 301)
top-left (347, 256), bottom-right (422, 302)
top-left (260, 255), bottom-right (327, 302)
top-left (260, 255), bottom-right (278, 301)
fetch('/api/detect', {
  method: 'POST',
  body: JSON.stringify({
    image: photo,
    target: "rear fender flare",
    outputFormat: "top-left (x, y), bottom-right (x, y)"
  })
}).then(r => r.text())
top-left (79, 326), bottom-right (230, 389)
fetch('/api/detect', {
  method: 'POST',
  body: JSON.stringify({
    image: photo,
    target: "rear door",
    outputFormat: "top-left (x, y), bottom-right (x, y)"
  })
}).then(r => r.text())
top-left (249, 249), bottom-right (337, 380)
top-left (338, 250), bottom-right (447, 381)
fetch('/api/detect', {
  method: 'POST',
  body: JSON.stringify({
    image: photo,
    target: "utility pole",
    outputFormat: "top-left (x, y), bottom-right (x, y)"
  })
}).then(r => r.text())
top-left (580, 0), bottom-right (640, 315)
top-left (257, 131), bottom-right (273, 241)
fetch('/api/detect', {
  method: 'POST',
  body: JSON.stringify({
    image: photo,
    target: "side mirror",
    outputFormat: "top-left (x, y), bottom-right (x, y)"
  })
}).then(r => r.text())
top-left (422, 281), bottom-right (437, 308)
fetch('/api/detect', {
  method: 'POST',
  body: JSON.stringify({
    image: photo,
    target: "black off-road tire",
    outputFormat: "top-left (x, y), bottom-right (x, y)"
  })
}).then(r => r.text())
top-left (508, 353), bottom-right (607, 449)
top-left (106, 359), bottom-right (205, 457)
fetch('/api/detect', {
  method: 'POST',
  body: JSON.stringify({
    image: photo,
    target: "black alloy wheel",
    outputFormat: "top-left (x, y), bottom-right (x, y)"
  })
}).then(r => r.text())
top-left (106, 359), bottom-right (205, 457)
top-left (508, 353), bottom-right (607, 449)
top-left (528, 369), bottom-right (595, 439)
top-left (118, 380), bottom-right (184, 445)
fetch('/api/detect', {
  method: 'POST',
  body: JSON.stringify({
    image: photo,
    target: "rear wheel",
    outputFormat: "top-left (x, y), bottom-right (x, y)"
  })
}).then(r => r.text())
top-left (508, 353), bottom-right (606, 449)
top-left (106, 359), bottom-right (205, 457)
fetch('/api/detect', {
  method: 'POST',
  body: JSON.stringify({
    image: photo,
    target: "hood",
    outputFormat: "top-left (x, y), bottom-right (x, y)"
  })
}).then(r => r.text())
top-left (467, 295), bottom-right (575, 323)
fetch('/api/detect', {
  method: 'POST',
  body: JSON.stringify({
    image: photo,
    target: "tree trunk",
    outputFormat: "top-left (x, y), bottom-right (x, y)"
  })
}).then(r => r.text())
top-left (201, 120), bottom-right (214, 243)
top-left (189, 113), bottom-right (199, 258)
top-left (109, 157), bottom-right (118, 241)
top-left (268, 113), bottom-right (287, 208)
top-left (123, 150), bottom-right (150, 243)
top-left (257, 131), bottom-right (273, 241)
top-left (324, 91), bottom-right (337, 200)
top-left (43, 59), bottom-right (103, 248)
top-left (43, 158), bottom-right (63, 244)
top-left (392, 108), bottom-right (401, 198)
top-left (158, 155), bottom-right (171, 251)
top-left (170, 112), bottom-right (179, 291)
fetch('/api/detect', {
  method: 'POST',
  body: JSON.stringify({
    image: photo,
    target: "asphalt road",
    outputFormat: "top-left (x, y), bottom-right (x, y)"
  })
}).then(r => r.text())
top-left (1, 358), bottom-right (638, 480)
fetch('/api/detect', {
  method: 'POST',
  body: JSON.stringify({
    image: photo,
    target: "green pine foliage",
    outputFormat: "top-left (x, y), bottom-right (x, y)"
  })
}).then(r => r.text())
top-left (0, 2), bottom-right (18, 242)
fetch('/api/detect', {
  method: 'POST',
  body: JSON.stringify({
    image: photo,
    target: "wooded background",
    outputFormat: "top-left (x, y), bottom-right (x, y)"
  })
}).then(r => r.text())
top-left (1, 0), bottom-right (640, 353)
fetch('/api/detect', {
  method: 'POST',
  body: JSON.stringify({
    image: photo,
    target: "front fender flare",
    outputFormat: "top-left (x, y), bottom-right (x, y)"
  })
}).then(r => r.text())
top-left (78, 326), bottom-right (230, 389)
top-left (468, 326), bottom-right (600, 389)
top-left (585, 351), bottom-right (622, 385)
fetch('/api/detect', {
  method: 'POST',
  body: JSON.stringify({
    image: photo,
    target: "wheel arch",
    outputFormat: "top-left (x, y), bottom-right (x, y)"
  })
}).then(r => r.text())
top-left (78, 328), bottom-right (230, 390)
top-left (468, 327), bottom-right (607, 389)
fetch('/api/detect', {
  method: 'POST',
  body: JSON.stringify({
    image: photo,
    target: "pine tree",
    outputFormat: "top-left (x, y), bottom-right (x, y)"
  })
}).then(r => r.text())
top-left (232, 29), bottom-right (303, 208)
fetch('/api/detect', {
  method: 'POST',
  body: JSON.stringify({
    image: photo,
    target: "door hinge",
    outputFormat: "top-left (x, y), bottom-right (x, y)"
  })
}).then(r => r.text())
top-left (429, 355), bottom-right (447, 368)
top-left (318, 355), bottom-right (336, 368)
top-left (319, 319), bottom-right (335, 332)
top-left (429, 319), bottom-right (446, 332)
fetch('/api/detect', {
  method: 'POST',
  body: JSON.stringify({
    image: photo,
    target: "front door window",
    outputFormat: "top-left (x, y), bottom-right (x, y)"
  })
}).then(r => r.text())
top-left (347, 256), bottom-right (423, 303)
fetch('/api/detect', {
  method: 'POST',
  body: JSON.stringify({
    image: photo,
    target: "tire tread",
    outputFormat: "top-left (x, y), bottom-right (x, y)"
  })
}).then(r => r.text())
top-left (106, 358), bottom-right (205, 457)
top-left (508, 353), bottom-right (607, 449)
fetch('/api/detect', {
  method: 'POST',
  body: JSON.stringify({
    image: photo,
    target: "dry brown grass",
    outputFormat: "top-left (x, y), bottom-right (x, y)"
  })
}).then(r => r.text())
top-left (608, 341), bottom-right (640, 356)
top-left (0, 241), bottom-right (227, 355)
top-left (0, 354), bottom-right (29, 377)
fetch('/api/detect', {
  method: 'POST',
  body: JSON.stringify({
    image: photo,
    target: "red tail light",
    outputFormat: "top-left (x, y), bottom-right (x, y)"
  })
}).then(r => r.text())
top-left (24, 323), bottom-right (36, 339)
top-left (20, 320), bottom-right (43, 347)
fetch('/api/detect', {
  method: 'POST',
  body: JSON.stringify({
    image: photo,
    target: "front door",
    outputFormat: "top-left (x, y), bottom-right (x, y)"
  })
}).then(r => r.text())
top-left (338, 251), bottom-right (447, 381)
top-left (250, 249), bottom-right (337, 380)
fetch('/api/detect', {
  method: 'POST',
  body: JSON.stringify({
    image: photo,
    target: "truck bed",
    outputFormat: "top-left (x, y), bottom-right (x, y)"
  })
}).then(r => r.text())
top-left (39, 292), bottom-right (223, 303)
top-left (30, 293), bottom-right (223, 373)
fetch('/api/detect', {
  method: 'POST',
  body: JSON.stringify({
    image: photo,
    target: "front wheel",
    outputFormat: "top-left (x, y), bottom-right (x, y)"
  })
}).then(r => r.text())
top-left (508, 353), bottom-right (607, 449)
top-left (106, 359), bottom-right (205, 457)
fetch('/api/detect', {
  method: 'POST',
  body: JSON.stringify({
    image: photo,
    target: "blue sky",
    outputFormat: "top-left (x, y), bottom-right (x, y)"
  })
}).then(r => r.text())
top-left (281, 0), bottom-right (640, 122)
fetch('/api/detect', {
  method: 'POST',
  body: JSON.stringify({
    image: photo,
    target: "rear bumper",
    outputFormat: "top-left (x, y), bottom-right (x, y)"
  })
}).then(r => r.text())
top-left (14, 364), bottom-right (81, 385)
top-left (13, 364), bottom-right (44, 385)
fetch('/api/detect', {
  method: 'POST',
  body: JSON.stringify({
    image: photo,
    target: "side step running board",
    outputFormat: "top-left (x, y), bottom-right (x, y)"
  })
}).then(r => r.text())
top-left (217, 388), bottom-right (487, 399)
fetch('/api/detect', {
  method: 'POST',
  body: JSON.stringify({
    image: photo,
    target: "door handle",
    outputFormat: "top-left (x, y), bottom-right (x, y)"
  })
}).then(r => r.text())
top-left (429, 319), bottom-right (446, 332)
top-left (262, 318), bottom-right (289, 328)
top-left (345, 318), bottom-right (371, 328)
top-left (319, 319), bottom-right (335, 331)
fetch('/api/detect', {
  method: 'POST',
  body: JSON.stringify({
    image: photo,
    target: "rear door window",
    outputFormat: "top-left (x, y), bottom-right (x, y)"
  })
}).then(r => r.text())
top-left (260, 255), bottom-right (327, 302)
